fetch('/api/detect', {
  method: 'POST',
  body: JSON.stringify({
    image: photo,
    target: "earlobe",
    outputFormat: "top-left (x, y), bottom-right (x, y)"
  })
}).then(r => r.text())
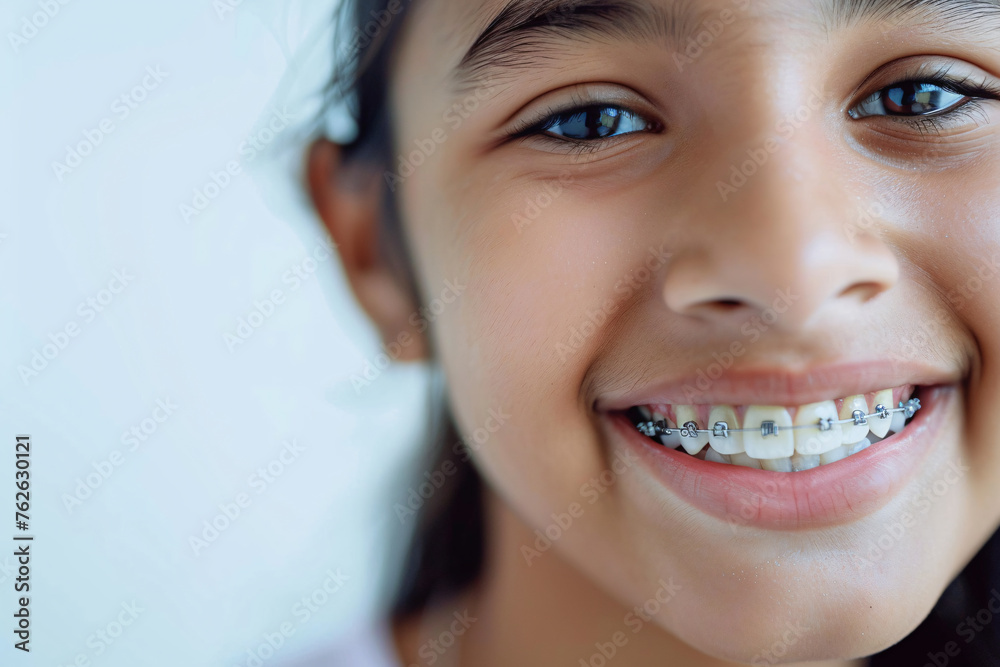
top-left (307, 138), bottom-right (428, 362)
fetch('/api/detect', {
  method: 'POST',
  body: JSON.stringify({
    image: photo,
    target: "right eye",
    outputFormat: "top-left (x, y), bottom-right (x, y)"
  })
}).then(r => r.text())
top-left (530, 105), bottom-right (655, 141)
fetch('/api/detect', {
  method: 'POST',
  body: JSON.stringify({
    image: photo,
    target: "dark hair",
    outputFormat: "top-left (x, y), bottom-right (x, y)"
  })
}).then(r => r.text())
top-left (323, 1), bottom-right (1000, 663)
top-left (327, 0), bottom-right (486, 620)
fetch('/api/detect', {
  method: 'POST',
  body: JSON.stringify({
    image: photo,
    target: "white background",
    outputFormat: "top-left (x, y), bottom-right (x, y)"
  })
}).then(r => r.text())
top-left (2, 0), bottom-right (428, 664)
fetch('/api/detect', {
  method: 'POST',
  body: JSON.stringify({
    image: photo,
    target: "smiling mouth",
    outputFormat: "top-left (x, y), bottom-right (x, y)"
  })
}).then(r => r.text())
top-left (623, 385), bottom-right (923, 472)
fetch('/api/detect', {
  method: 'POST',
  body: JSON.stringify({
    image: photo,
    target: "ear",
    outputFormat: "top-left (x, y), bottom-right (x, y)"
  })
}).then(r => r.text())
top-left (307, 138), bottom-right (427, 362)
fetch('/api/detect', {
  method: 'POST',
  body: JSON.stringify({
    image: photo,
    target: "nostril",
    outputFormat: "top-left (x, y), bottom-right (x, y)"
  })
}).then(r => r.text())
top-left (840, 282), bottom-right (885, 303)
top-left (686, 299), bottom-right (747, 318)
top-left (707, 299), bottom-right (746, 314)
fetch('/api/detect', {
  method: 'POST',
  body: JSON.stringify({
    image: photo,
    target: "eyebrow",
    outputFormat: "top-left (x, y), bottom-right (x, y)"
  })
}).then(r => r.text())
top-left (452, 0), bottom-right (1000, 89)
top-left (827, 0), bottom-right (1000, 29)
top-left (453, 0), bottom-right (700, 89)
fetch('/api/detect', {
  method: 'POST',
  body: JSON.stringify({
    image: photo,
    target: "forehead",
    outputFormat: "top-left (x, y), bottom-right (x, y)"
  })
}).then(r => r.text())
top-left (399, 0), bottom-right (1000, 90)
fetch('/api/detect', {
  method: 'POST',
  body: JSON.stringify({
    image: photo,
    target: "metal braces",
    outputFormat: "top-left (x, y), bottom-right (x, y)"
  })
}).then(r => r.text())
top-left (636, 398), bottom-right (921, 439)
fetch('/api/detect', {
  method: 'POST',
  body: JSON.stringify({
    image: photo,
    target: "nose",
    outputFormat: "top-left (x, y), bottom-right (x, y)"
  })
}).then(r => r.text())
top-left (661, 139), bottom-right (899, 331)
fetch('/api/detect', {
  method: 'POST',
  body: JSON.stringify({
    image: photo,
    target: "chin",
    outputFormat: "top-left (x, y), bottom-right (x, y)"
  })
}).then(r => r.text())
top-left (658, 555), bottom-right (946, 664)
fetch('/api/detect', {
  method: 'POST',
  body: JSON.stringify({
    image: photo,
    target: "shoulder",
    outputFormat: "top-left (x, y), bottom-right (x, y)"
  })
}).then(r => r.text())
top-left (281, 618), bottom-right (404, 667)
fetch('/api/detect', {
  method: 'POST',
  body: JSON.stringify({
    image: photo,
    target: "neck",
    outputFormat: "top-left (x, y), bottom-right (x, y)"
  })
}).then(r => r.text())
top-left (400, 487), bottom-right (868, 667)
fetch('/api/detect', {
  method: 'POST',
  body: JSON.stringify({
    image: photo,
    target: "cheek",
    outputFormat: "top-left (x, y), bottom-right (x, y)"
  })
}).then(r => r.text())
top-left (898, 176), bottom-right (1000, 507)
top-left (405, 177), bottom-right (665, 523)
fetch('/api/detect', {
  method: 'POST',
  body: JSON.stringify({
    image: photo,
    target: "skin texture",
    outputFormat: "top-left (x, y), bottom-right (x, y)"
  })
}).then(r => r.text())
top-left (308, 0), bottom-right (1000, 664)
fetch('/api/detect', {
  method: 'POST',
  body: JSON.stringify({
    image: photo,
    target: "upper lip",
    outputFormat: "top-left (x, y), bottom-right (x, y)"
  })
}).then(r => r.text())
top-left (596, 360), bottom-right (961, 410)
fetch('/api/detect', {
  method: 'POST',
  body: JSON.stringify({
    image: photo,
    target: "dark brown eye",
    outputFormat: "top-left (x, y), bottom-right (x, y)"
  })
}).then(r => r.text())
top-left (537, 106), bottom-right (651, 140)
top-left (849, 82), bottom-right (969, 119)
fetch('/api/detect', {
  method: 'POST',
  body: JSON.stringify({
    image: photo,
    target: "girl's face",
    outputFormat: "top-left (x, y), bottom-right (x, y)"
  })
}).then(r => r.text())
top-left (355, 0), bottom-right (1000, 661)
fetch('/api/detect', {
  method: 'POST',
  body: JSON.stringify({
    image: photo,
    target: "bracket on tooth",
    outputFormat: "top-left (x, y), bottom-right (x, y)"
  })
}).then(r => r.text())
top-left (902, 398), bottom-right (921, 419)
top-left (632, 397), bottom-right (922, 439)
top-left (638, 421), bottom-right (664, 437)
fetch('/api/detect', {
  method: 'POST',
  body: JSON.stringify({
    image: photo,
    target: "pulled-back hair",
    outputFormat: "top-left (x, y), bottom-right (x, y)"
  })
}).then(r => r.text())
top-left (326, 0), bottom-right (486, 619)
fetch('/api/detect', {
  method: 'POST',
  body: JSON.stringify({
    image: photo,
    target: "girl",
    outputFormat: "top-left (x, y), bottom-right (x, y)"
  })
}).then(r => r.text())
top-left (307, 0), bottom-right (1000, 664)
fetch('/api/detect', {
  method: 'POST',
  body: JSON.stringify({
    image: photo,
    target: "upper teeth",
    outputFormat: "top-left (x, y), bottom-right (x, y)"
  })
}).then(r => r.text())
top-left (634, 389), bottom-right (921, 468)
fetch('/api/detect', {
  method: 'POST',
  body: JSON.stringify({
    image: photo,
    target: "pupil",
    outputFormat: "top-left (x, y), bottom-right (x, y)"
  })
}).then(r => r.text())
top-left (562, 108), bottom-right (622, 138)
top-left (884, 82), bottom-right (947, 115)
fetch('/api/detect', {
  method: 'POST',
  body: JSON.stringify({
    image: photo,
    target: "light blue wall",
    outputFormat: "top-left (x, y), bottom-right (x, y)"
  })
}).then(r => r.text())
top-left (1, 1), bottom-right (428, 664)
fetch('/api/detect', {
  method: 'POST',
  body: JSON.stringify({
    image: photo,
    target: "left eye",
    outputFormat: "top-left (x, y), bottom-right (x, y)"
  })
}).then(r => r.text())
top-left (849, 82), bottom-right (970, 119)
top-left (538, 106), bottom-right (652, 140)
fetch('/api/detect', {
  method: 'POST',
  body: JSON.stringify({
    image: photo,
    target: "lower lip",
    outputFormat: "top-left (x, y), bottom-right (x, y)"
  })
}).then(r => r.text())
top-left (606, 385), bottom-right (954, 531)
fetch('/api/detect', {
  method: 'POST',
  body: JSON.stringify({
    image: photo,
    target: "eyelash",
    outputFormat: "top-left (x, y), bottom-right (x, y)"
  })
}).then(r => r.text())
top-left (862, 69), bottom-right (1000, 135)
top-left (508, 69), bottom-right (1000, 147)
top-left (507, 92), bottom-right (662, 152)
